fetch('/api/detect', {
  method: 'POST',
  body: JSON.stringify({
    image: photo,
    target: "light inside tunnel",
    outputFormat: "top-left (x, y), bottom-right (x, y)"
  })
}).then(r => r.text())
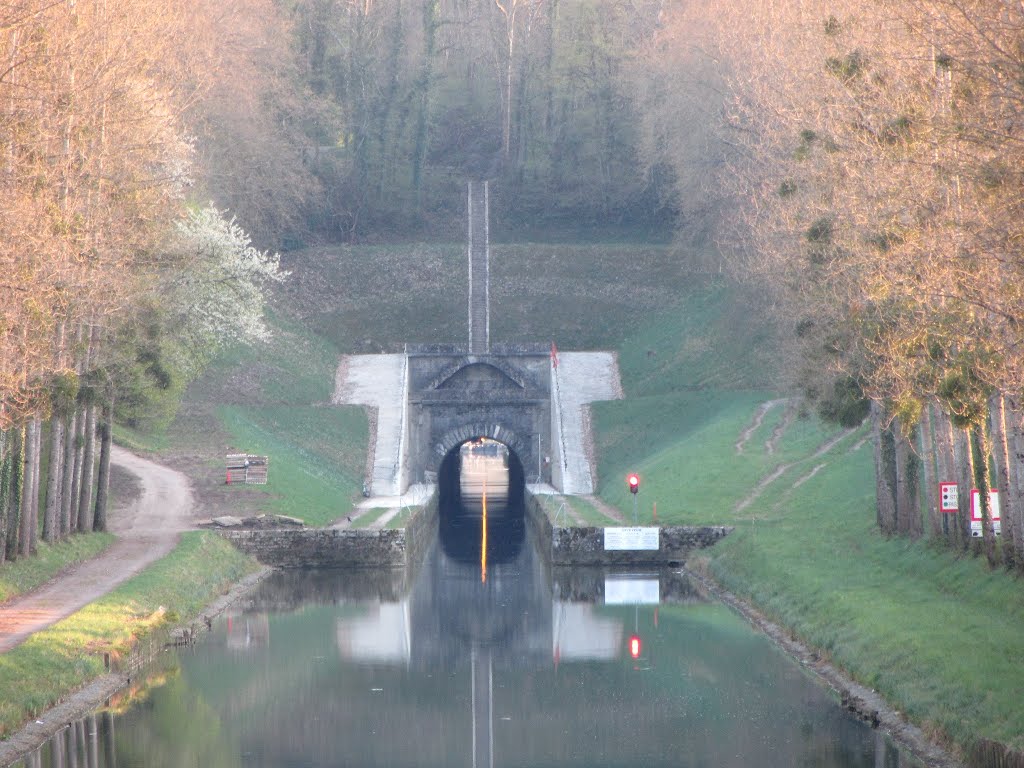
top-left (481, 480), bottom-right (487, 583)
top-left (459, 438), bottom-right (510, 515)
top-left (437, 436), bottom-right (526, 567)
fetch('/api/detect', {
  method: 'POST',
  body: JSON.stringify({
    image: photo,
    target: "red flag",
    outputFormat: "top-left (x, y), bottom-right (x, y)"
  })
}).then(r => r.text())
top-left (550, 341), bottom-right (559, 369)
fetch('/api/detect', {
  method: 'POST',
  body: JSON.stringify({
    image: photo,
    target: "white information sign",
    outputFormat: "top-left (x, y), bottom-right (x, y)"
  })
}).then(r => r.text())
top-left (939, 482), bottom-right (958, 513)
top-left (604, 577), bottom-right (660, 605)
top-left (970, 489), bottom-right (1002, 537)
top-left (604, 527), bottom-right (660, 551)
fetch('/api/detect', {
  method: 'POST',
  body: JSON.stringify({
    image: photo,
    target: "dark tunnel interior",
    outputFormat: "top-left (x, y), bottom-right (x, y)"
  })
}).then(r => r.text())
top-left (437, 438), bottom-right (526, 565)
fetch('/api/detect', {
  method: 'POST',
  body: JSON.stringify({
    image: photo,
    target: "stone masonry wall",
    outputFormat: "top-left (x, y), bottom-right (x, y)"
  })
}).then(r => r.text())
top-left (220, 500), bottom-right (439, 569)
top-left (219, 528), bottom-right (408, 568)
top-left (525, 492), bottom-right (732, 566)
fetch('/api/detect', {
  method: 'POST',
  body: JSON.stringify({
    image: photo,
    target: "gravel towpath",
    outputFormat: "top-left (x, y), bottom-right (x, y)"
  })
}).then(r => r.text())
top-left (0, 446), bottom-right (195, 653)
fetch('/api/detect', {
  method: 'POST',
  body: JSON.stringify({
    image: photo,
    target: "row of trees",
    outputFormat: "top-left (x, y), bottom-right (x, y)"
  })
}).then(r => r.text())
top-left (635, 0), bottom-right (1024, 567)
top-left (289, 0), bottom-right (675, 238)
top-left (0, 1), bottom-right (286, 563)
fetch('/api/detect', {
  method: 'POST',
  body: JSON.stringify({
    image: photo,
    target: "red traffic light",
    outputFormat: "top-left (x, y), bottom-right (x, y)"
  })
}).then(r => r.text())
top-left (629, 634), bottom-right (642, 659)
top-left (628, 473), bottom-right (640, 494)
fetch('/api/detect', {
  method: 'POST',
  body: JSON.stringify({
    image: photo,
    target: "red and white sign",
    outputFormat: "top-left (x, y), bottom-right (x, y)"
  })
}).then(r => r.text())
top-left (939, 482), bottom-right (958, 513)
top-left (970, 489), bottom-right (1001, 537)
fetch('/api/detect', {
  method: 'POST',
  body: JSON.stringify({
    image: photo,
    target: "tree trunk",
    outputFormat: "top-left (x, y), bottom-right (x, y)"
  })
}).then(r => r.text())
top-left (894, 418), bottom-right (922, 537)
top-left (411, 0), bottom-right (438, 204)
top-left (970, 423), bottom-right (997, 566)
top-left (6, 425), bottom-right (24, 561)
top-left (503, 18), bottom-right (514, 158)
top-left (0, 431), bottom-right (9, 565)
top-left (1005, 396), bottom-right (1024, 571)
top-left (989, 393), bottom-right (1015, 567)
top-left (43, 413), bottom-right (65, 543)
top-left (77, 402), bottom-right (97, 533)
top-left (19, 418), bottom-right (37, 557)
top-left (93, 398), bottom-right (113, 532)
top-left (871, 401), bottom-right (897, 534)
top-left (60, 411), bottom-right (77, 536)
top-left (28, 413), bottom-right (42, 553)
top-left (69, 404), bottom-right (86, 532)
top-left (932, 407), bottom-right (957, 543)
top-left (953, 425), bottom-right (973, 547)
top-left (920, 404), bottom-right (940, 538)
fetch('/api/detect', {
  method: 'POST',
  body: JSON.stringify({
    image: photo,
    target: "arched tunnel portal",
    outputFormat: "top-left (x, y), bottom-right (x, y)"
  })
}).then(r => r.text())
top-left (436, 428), bottom-right (527, 566)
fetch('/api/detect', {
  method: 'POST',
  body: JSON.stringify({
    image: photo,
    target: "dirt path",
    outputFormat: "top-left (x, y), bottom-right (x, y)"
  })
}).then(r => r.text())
top-left (735, 398), bottom-right (787, 454)
top-left (0, 446), bottom-right (195, 653)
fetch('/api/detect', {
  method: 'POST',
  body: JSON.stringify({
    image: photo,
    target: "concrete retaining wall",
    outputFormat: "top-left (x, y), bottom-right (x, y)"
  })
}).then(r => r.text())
top-left (526, 493), bottom-right (732, 566)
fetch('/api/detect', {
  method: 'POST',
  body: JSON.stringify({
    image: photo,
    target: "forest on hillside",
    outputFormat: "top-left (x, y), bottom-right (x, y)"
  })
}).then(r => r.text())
top-left (2, 0), bottom-right (1024, 569)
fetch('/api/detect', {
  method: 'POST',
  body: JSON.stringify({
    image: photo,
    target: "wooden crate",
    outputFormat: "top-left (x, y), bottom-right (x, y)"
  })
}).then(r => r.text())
top-left (225, 454), bottom-right (269, 485)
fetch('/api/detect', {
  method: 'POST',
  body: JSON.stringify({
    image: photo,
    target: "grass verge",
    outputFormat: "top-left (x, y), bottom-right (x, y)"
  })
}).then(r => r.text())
top-left (350, 508), bottom-right (389, 528)
top-left (0, 532), bottom-right (259, 739)
top-left (707, 440), bottom-right (1024, 753)
top-left (215, 405), bottom-right (367, 526)
top-left (597, 389), bottom-right (1024, 753)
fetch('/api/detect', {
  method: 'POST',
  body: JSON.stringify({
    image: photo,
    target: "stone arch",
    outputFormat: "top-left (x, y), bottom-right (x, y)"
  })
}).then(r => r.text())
top-left (434, 422), bottom-right (528, 462)
top-left (428, 358), bottom-right (527, 391)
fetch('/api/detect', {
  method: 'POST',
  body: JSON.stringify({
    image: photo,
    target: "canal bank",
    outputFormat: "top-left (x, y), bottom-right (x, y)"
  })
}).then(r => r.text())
top-left (682, 566), bottom-right (964, 768)
top-left (0, 542), bottom-right (272, 766)
top-left (2, 517), bottom-right (945, 768)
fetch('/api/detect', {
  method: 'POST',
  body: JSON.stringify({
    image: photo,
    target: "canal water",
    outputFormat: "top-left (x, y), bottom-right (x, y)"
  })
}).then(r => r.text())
top-left (11, 531), bottom-right (925, 767)
top-left (12, 448), bottom-right (924, 767)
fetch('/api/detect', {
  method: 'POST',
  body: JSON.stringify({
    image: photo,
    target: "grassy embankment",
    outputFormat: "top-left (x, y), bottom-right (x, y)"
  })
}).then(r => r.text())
top-left (588, 283), bottom-right (1024, 758)
top-left (168, 309), bottom-right (370, 528)
top-left (0, 532), bottom-right (258, 738)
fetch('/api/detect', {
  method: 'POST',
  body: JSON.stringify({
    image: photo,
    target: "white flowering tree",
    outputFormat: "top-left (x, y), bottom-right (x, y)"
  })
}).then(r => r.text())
top-left (169, 205), bottom-right (288, 362)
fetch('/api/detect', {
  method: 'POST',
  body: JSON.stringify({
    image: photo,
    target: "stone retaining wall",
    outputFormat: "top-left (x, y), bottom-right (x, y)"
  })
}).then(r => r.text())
top-left (220, 497), bottom-right (439, 569)
top-left (219, 528), bottom-right (407, 568)
top-left (526, 492), bottom-right (732, 566)
top-left (220, 493), bottom-right (728, 569)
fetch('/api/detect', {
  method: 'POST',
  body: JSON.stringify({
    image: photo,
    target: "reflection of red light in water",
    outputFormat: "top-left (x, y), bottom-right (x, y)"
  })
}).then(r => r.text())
top-left (481, 478), bottom-right (488, 583)
top-left (629, 635), bottom-right (641, 659)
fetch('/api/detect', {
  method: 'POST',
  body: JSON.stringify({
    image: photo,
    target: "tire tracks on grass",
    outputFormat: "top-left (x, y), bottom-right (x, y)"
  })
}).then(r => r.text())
top-left (734, 402), bottom-right (860, 514)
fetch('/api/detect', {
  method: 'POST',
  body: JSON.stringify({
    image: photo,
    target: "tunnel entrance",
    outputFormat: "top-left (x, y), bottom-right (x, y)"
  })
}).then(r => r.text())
top-left (438, 437), bottom-right (526, 566)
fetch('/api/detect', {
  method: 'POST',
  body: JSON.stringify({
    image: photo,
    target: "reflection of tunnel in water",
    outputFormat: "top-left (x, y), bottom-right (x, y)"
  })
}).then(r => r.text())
top-left (438, 438), bottom-right (525, 566)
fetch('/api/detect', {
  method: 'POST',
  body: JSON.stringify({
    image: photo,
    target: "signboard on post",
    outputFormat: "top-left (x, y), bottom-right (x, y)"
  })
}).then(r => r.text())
top-left (970, 489), bottom-right (1001, 537)
top-left (939, 482), bottom-right (958, 513)
top-left (604, 527), bottom-right (660, 551)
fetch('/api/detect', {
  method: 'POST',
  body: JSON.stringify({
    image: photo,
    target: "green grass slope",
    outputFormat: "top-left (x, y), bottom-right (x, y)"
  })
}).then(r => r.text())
top-left (165, 307), bottom-right (368, 525)
top-left (278, 243), bottom-right (732, 354)
top-left (590, 279), bottom-right (1024, 756)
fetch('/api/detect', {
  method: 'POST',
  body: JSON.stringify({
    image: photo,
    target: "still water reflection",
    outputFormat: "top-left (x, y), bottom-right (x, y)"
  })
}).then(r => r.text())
top-left (13, 504), bottom-right (923, 767)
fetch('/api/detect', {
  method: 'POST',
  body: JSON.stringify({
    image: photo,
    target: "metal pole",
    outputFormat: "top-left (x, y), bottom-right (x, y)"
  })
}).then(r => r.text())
top-left (632, 494), bottom-right (638, 525)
